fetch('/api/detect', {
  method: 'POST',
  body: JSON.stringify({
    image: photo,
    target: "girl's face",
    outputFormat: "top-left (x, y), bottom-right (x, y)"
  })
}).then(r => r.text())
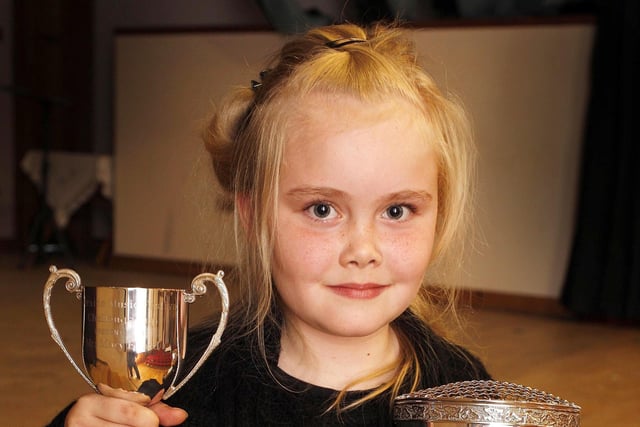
top-left (272, 93), bottom-right (439, 340)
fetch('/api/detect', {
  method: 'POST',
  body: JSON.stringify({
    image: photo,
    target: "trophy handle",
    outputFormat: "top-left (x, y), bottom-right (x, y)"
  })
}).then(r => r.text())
top-left (164, 270), bottom-right (229, 399)
top-left (43, 265), bottom-right (99, 393)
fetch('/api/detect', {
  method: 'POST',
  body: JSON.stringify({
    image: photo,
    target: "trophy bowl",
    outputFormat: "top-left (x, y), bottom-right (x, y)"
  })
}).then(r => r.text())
top-left (394, 380), bottom-right (581, 427)
top-left (43, 265), bottom-right (229, 400)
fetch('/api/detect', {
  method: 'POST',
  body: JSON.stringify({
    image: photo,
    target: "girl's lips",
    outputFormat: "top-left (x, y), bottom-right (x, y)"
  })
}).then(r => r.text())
top-left (329, 283), bottom-right (387, 299)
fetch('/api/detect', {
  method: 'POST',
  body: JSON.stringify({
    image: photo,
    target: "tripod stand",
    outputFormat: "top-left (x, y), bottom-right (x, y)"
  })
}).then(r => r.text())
top-left (2, 85), bottom-right (74, 266)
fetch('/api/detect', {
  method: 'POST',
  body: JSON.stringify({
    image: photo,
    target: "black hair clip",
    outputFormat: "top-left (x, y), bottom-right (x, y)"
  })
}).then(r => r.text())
top-left (325, 37), bottom-right (367, 49)
top-left (251, 69), bottom-right (271, 91)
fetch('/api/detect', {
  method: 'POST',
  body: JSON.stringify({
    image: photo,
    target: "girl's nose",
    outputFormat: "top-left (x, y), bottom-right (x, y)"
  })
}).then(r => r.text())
top-left (339, 221), bottom-right (382, 268)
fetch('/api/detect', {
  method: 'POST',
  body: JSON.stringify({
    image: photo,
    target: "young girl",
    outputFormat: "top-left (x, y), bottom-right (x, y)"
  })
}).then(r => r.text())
top-left (48, 22), bottom-right (490, 426)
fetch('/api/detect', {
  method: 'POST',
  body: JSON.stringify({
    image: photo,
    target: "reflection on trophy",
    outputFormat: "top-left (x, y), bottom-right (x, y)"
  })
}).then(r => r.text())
top-left (394, 380), bottom-right (581, 426)
top-left (43, 265), bottom-right (229, 399)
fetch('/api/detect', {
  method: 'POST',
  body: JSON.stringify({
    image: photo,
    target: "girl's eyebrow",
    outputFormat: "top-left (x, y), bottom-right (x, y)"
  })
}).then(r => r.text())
top-left (284, 187), bottom-right (346, 200)
top-left (284, 187), bottom-right (433, 203)
top-left (383, 190), bottom-right (433, 203)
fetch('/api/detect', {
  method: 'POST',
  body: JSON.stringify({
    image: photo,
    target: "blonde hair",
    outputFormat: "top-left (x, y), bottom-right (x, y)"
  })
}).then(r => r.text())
top-left (203, 22), bottom-right (475, 412)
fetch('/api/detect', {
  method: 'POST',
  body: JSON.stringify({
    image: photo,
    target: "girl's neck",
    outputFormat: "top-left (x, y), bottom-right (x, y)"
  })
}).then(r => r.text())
top-left (277, 321), bottom-right (400, 391)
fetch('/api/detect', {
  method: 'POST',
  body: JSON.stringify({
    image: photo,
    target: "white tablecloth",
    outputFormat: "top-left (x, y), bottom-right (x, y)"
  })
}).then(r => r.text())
top-left (21, 150), bottom-right (113, 228)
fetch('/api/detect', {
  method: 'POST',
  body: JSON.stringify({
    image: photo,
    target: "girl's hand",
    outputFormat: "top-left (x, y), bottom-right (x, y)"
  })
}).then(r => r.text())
top-left (65, 384), bottom-right (188, 426)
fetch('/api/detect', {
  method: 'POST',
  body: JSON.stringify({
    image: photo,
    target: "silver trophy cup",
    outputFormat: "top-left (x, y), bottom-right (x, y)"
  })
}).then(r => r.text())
top-left (43, 265), bottom-right (229, 399)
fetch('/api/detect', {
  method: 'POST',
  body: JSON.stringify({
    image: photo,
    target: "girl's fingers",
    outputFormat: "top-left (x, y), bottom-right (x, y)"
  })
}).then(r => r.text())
top-left (149, 401), bottom-right (189, 426)
top-left (92, 384), bottom-right (188, 426)
top-left (68, 393), bottom-right (159, 427)
top-left (97, 383), bottom-right (152, 405)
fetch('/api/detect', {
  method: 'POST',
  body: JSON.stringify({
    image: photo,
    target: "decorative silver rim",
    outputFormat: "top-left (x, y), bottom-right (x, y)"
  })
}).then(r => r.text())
top-left (394, 380), bottom-right (580, 426)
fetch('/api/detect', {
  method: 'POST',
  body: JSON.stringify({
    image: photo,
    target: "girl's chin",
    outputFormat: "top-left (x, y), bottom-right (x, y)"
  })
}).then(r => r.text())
top-left (316, 319), bottom-right (399, 340)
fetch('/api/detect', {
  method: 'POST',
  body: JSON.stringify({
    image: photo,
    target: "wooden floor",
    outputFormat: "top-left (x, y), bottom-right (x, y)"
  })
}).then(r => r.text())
top-left (1, 254), bottom-right (638, 426)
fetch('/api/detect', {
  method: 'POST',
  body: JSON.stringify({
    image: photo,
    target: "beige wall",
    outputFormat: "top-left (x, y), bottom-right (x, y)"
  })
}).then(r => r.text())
top-left (412, 25), bottom-right (594, 297)
top-left (114, 24), bottom-right (594, 297)
top-left (114, 33), bottom-right (285, 267)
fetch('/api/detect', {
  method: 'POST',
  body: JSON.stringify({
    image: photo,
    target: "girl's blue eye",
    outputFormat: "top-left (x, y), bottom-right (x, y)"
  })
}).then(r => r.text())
top-left (384, 205), bottom-right (409, 220)
top-left (311, 203), bottom-right (332, 219)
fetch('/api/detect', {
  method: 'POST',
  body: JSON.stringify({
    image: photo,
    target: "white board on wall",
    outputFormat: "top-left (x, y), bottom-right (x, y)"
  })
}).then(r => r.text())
top-left (114, 32), bottom-right (285, 266)
top-left (114, 25), bottom-right (594, 297)
top-left (413, 25), bottom-right (593, 297)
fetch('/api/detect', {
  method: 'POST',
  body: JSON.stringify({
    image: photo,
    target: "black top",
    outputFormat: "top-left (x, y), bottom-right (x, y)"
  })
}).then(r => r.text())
top-left (46, 311), bottom-right (490, 426)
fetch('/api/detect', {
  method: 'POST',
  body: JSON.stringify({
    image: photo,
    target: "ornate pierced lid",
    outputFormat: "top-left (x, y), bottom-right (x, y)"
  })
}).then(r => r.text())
top-left (394, 380), bottom-right (581, 426)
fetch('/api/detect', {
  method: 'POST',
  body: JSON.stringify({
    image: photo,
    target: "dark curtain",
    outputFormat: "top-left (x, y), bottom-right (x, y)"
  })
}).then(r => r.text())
top-left (562, 1), bottom-right (640, 322)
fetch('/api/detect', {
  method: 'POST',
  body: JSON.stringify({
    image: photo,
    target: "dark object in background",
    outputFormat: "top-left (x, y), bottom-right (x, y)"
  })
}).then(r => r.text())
top-left (256, 0), bottom-right (595, 35)
top-left (562, 0), bottom-right (640, 323)
top-left (255, 0), bottom-right (332, 34)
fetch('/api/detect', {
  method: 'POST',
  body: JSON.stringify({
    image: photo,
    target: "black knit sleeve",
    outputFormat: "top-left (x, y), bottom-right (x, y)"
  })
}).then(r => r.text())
top-left (396, 311), bottom-right (492, 388)
top-left (43, 402), bottom-right (74, 427)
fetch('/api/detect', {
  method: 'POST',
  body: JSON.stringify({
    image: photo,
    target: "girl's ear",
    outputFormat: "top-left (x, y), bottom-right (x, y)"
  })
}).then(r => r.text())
top-left (236, 194), bottom-right (252, 232)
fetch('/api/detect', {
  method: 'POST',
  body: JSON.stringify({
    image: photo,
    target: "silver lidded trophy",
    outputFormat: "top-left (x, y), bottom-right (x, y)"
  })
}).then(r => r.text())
top-left (394, 380), bottom-right (581, 427)
top-left (43, 265), bottom-right (229, 400)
